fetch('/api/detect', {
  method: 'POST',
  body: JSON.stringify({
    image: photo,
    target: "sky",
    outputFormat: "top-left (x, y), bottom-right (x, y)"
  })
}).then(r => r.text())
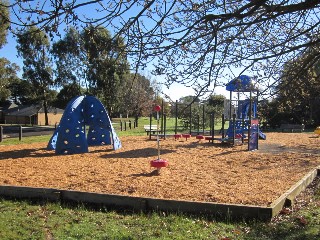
top-left (0, 1), bottom-right (230, 102)
top-left (0, 31), bottom-right (229, 101)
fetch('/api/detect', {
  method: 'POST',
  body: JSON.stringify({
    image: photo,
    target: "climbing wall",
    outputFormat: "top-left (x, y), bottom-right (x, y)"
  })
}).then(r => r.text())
top-left (47, 96), bottom-right (121, 154)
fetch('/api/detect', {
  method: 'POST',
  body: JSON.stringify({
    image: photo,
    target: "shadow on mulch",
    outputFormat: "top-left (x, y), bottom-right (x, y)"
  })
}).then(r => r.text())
top-left (0, 148), bottom-right (55, 160)
top-left (258, 143), bottom-right (320, 155)
top-left (130, 169), bottom-right (161, 177)
top-left (172, 141), bottom-right (247, 156)
top-left (100, 147), bottom-right (176, 159)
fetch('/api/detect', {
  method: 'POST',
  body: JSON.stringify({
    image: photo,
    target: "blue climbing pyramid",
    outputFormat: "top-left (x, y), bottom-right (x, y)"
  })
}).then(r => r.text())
top-left (47, 95), bottom-right (121, 154)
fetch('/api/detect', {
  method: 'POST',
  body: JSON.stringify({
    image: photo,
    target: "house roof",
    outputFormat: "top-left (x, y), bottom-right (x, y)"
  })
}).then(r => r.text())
top-left (0, 102), bottom-right (18, 112)
top-left (5, 104), bottom-right (64, 117)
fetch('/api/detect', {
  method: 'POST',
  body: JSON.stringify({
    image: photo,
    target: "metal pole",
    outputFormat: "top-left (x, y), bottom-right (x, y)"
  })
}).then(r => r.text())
top-left (257, 90), bottom-right (259, 150)
top-left (197, 114), bottom-right (200, 135)
top-left (175, 100), bottom-right (178, 134)
top-left (248, 91), bottom-right (252, 151)
top-left (19, 125), bottom-right (22, 141)
top-left (161, 99), bottom-right (164, 134)
top-left (157, 111), bottom-right (160, 160)
top-left (229, 91), bottom-right (232, 120)
top-left (163, 114), bottom-right (167, 140)
top-left (149, 114), bottom-right (152, 140)
top-left (0, 126), bottom-right (3, 142)
top-left (222, 114), bottom-right (225, 139)
top-left (189, 104), bottom-right (192, 135)
top-left (211, 112), bottom-right (215, 144)
top-left (232, 113), bottom-right (236, 146)
top-left (202, 104), bottom-right (205, 134)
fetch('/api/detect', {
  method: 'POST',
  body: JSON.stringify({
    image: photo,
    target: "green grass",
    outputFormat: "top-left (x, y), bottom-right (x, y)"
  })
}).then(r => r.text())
top-left (0, 116), bottom-right (225, 144)
top-left (114, 116), bottom-right (227, 137)
top-left (0, 190), bottom-right (319, 240)
top-left (0, 135), bottom-right (51, 145)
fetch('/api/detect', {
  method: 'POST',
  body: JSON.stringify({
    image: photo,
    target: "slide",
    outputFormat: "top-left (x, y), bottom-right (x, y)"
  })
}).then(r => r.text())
top-left (259, 130), bottom-right (266, 140)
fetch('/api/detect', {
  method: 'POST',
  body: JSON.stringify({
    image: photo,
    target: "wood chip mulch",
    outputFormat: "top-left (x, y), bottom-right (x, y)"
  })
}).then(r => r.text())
top-left (0, 132), bottom-right (319, 206)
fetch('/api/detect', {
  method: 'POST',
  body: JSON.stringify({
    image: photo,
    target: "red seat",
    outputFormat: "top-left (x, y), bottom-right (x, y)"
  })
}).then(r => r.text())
top-left (182, 134), bottom-right (191, 140)
top-left (174, 134), bottom-right (182, 140)
top-left (150, 159), bottom-right (169, 168)
top-left (196, 135), bottom-right (204, 140)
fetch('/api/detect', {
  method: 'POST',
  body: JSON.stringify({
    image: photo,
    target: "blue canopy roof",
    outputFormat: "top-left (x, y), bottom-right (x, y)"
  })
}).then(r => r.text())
top-left (225, 75), bottom-right (258, 92)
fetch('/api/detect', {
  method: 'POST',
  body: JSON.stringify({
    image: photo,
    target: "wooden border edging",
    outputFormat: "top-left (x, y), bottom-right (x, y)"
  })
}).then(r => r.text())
top-left (0, 186), bottom-right (60, 201)
top-left (144, 198), bottom-right (271, 220)
top-left (0, 167), bottom-right (319, 221)
top-left (270, 167), bottom-right (319, 217)
top-left (0, 186), bottom-right (272, 220)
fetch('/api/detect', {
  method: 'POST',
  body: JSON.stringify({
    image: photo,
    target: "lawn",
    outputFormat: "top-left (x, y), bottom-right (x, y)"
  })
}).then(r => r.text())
top-left (0, 178), bottom-right (319, 239)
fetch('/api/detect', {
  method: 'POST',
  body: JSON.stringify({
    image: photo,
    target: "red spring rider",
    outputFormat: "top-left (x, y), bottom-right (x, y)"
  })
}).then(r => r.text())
top-left (150, 105), bottom-right (169, 174)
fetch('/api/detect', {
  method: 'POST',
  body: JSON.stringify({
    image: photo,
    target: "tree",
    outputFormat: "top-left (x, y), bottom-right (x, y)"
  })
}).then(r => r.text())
top-left (119, 73), bottom-right (155, 121)
top-left (52, 25), bottom-right (130, 115)
top-left (8, 78), bottom-right (35, 105)
top-left (4, 1), bottom-right (320, 99)
top-left (0, 0), bottom-right (18, 104)
top-left (0, 58), bottom-right (19, 103)
top-left (0, 0), bottom-right (9, 49)
top-left (82, 25), bottom-right (129, 116)
top-left (176, 96), bottom-right (201, 130)
top-left (206, 94), bottom-right (226, 122)
top-left (274, 45), bottom-right (320, 126)
top-left (53, 83), bottom-right (84, 109)
top-left (51, 27), bottom-right (84, 89)
top-left (16, 26), bottom-right (53, 125)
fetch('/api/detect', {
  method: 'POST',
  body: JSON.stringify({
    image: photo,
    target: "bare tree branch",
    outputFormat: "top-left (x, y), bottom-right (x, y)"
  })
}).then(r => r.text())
top-left (3, 0), bottom-right (320, 98)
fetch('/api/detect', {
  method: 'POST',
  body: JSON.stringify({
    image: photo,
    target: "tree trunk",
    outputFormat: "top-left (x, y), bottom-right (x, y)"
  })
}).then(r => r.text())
top-left (43, 96), bottom-right (49, 126)
top-left (135, 115), bottom-right (139, 127)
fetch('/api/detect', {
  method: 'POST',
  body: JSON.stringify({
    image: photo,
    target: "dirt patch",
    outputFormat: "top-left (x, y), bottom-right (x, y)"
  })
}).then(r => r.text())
top-left (0, 133), bottom-right (319, 206)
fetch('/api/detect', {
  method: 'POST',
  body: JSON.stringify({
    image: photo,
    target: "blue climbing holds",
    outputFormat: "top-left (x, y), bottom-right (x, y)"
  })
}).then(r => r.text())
top-left (47, 95), bottom-right (121, 154)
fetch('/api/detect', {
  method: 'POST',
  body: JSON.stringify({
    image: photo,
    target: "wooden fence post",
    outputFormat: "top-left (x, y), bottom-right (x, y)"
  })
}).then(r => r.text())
top-left (19, 125), bottom-right (22, 141)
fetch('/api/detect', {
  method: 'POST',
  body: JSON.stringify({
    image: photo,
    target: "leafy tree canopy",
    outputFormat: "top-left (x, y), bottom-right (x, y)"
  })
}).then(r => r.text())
top-left (8, 78), bottom-right (36, 105)
top-left (4, 0), bottom-right (320, 100)
top-left (274, 44), bottom-right (320, 126)
top-left (0, 58), bottom-right (19, 102)
top-left (53, 83), bottom-right (85, 109)
top-left (16, 25), bottom-right (53, 125)
top-left (0, 0), bottom-right (9, 48)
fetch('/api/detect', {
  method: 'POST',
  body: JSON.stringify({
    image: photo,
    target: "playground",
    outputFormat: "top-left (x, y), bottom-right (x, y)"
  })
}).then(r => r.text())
top-left (0, 132), bottom-right (319, 206)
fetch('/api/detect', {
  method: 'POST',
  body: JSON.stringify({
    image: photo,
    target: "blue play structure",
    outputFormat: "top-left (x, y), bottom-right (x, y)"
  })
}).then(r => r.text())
top-left (47, 95), bottom-right (121, 154)
top-left (225, 99), bottom-right (266, 140)
top-left (224, 75), bottom-right (266, 150)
